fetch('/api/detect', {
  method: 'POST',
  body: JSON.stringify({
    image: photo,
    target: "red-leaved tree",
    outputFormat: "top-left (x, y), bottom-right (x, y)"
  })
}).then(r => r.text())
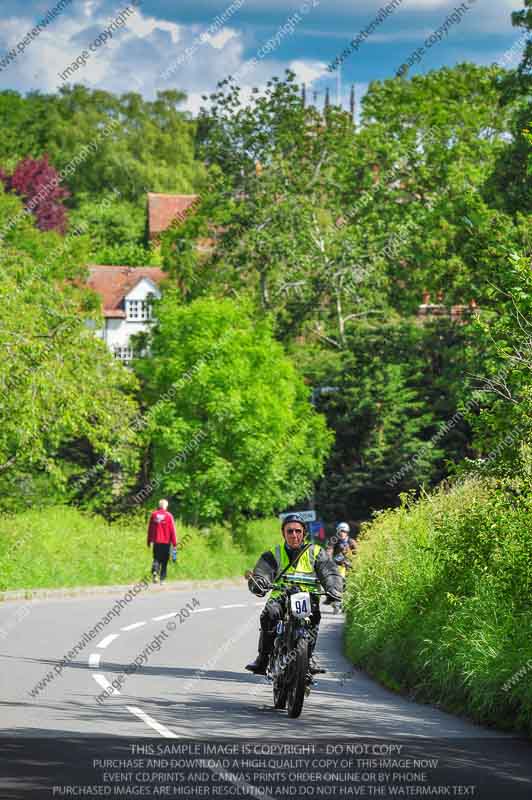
top-left (1, 155), bottom-right (69, 233)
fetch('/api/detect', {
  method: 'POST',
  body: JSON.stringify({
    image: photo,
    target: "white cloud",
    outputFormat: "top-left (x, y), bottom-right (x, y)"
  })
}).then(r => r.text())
top-left (0, 0), bottom-right (521, 117)
top-left (126, 14), bottom-right (181, 44)
top-left (205, 26), bottom-right (238, 49)
top-left (288, 59), bottom-right (328, 86)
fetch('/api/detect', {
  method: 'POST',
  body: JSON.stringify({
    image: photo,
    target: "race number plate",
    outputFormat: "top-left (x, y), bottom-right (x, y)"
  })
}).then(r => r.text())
top-left (290, 592), bottom-right (311, 619)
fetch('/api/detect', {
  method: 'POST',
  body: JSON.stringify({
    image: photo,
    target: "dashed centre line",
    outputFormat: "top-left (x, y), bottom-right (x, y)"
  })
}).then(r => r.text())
top-left (89, 598), bottom-right (262, 734)
top-left (121, 621), bottom-right (147, 631)
top-left (93, 674), bottom-right (119, 695)
top-left (127, 706), bottom-right (177, 738)
top-left (97, 633), bottom-right (120, 649)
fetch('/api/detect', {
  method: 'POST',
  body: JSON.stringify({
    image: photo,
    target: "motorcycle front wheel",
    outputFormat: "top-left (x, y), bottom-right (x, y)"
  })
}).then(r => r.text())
top-left (287, 640), bottom-right (308, 719)
top-left (273, 678), bottom-right (288, 709)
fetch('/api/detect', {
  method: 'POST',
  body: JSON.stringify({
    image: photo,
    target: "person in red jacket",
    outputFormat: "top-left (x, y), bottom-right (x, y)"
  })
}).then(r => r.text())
top-left (147, 499), bottom-right (177, 584)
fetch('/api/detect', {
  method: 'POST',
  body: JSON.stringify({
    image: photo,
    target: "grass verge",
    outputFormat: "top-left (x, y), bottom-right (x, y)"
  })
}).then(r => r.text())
top-left (0, 506), bottom-right (279, 592)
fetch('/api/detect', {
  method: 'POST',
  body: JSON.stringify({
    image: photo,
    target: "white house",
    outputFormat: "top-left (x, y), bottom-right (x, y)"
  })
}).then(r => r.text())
top-left (87, 265), bottom-right (166, 363)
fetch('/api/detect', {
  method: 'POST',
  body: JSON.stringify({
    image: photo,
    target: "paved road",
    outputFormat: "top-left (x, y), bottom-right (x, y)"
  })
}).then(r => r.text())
top-left (1, 582), bottom-right (531, 798)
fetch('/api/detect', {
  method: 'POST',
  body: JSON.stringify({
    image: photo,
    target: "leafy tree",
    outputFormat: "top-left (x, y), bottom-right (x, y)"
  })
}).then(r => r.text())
top-left (298, 318), bottom-right (481, 520)
top-left (488, 2), bottom-right (532, 212)
top-left (172, 72), bottom-right (384, 343)
top-left (463, 254), bottom-right (532, 480)
top-left (68, 191), bottom-right (162, 265)
top-left (0, 188), bottom-right (140, 512)
top-left (134, 296), bottom-right (333, 529)
top-left (1, 155), bottom-right (69, 233)
top-left (69, 192), bottom-right (144, 248)
top-left (173, 65), bottom-right (521, 344)
top-left (0, 86), bottom-right (205, 208)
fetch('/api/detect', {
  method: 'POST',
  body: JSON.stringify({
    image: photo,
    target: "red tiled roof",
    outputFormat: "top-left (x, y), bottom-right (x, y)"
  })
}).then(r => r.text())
top-left (87, 265), bottom-right (166, 319)
top-left (147, 192), bottom-right (199, 238)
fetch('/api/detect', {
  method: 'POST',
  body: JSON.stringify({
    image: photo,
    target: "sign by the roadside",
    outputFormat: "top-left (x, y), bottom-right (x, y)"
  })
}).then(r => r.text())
top-left (279, 510), bottom-right (316, 523)
top-left (308, 520), bottom-right (326, 544)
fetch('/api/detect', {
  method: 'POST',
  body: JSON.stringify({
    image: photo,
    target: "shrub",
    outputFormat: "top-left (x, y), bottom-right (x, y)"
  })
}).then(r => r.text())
top-left (344, 479), bottom-right (532, 735)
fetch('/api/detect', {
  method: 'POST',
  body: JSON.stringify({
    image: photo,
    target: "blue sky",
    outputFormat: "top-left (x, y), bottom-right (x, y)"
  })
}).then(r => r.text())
top-left (0, 0), bottom-right (525, 115)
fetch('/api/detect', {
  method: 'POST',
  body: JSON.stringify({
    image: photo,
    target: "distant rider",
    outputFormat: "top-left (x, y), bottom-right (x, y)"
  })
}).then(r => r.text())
top-left (245, 513), bottom-right (343, 675)
top-left (147, 499), bottom-right (177, 585)
top-left (334, 522), bottom-right (357, 564)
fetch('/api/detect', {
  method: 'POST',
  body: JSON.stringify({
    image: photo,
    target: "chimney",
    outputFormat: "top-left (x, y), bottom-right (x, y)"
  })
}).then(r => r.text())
top-left (324, 87), bottom-right (330, 111)
top-left (301, 83), bottom-right (306, 107)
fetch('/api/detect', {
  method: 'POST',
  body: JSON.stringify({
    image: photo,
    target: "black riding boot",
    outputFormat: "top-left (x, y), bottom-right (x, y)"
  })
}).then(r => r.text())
top-left (245, 630), bottom-right (275, 674)
top-left (308, 626), bottom-right (325, 674)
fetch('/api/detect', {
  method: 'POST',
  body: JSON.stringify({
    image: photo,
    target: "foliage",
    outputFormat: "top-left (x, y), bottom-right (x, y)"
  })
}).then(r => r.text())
top-left (303, 318), bottom-right (480, 520)
top-left (134, 296), bottom-right (333, 526)
top-left (0, 188), bottom-right (140, 512)
top-left (68, 191), bottom-right (162, 264)
top-left (179, 72), bottom-right (382, 343)
top-left (0, 86), bottom-right (205, 206)
top-left (344, 478), bottom-right (532, 735)
top-left (186, 65), bottom-right (524, 342)
top-left (1, 154), bottom-right (69, 233)
top-left (461, 254), bottom-right (532, 480)
top-left (69, 192), bottom-right (145, 248)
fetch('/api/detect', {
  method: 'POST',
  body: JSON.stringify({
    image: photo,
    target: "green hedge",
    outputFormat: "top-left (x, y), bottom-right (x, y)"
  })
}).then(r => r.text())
top-left (0, 506), bottom-right (280, 592)
top-left (344, 479), bottom-right (532, 735)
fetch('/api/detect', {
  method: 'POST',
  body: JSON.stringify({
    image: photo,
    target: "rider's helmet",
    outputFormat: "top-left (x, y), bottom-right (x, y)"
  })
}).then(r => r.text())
top-left (281, 513), bottom-right (308, 534)
top-left (336, 522), bottom-right (350, 535)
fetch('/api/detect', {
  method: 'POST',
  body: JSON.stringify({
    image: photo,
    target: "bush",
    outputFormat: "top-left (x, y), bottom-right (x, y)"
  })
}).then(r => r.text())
top-left (344, 479), bottom-right (532, 735)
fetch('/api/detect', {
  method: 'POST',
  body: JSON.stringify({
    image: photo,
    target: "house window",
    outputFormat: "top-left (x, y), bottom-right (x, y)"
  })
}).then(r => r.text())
top-left (126, 299), bottom-right (152, 321)
top-left (114, 346), bottom-right (134, 364)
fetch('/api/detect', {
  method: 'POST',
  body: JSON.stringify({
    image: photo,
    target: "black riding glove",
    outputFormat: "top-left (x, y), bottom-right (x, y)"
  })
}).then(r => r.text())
top-left (248, 574), bottom-right (270, 597)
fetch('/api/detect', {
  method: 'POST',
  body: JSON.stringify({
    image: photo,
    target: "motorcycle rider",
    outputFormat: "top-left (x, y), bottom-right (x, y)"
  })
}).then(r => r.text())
top-left (245, 513), bottom-right (343, 675)
top-left (334, 522), bottom-right (357, 561)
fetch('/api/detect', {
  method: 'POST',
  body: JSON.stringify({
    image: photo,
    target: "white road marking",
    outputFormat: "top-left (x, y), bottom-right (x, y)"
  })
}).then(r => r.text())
top-left (97, 633), bottom-right (120, 649)
top-left (91, 602), bottom-right (254, 723)
top-left (121, 621), bottom-right (147, 631)
top-left (93, 674), bottom-right (120, 695)
top-left (127, 706), bottom-right (177, 738)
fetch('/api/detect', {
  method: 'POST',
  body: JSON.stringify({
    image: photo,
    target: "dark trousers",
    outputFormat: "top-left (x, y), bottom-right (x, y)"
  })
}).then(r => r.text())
top-left (259, 594), bottom-right (321, 656)
top-left (152, 543), bottom-right (170, 580)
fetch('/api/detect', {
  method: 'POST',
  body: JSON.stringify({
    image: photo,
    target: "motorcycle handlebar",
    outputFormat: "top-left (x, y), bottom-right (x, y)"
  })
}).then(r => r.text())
top-left (247, 573), bottom-right (336, 598)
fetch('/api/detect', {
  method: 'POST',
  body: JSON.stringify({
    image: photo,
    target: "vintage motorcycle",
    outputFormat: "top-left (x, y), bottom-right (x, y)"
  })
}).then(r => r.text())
top-left (258, 578), bottom-right (327, 718)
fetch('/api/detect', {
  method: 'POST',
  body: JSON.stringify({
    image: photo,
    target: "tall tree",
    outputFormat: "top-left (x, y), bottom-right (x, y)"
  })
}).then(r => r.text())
top-left (134, 295), bottom-right (333, 529)
top-left (0, 188), bottom-right (140, 511)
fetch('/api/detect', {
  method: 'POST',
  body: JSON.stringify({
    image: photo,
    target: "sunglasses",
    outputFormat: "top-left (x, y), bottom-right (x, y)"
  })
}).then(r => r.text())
top-left (286, 527), bottom-right (304, 535)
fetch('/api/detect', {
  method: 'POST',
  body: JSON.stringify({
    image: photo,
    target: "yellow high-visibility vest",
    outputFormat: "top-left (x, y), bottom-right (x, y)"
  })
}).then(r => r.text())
top-left (271, 542), bottom-right (321, 597)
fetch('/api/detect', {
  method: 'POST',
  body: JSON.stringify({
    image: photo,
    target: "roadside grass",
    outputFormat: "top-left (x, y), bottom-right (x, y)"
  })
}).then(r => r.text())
top-left (0, 506), bottom-right (280, 592)
top-left (344, 478), bottom-right (532, 736)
